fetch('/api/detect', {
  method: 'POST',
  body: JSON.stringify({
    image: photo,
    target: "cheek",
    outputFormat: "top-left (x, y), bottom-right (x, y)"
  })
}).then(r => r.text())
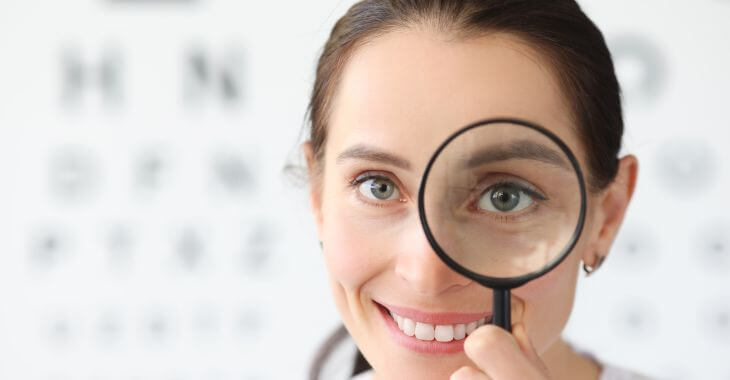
top-left (320, 196), bottom-right (392, 291)
top-left (513, 246), bottom-right (581, 353)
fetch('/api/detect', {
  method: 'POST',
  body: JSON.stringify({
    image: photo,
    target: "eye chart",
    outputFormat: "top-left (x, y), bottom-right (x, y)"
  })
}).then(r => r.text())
top-left (0, 1), bottom-right (728, 379)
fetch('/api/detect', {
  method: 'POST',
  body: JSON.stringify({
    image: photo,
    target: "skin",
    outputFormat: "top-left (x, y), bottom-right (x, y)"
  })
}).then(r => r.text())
top-left (304, 28), bottom-right (638, 380)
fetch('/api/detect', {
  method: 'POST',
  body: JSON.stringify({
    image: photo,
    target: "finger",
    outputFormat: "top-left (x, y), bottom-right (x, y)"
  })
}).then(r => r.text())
top-left (463, 325), bottom-right (547, 379)
top-left (450, 365), bottom-right (492, 380)
top-left (512, 322), bottom-right (550, 376)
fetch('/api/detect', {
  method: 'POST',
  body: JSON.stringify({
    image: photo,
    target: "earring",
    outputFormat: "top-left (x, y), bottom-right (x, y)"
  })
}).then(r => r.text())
top-left (583, 254), bottom-right (605, 276)
top-left (319, 241), bottom-right (323, 250)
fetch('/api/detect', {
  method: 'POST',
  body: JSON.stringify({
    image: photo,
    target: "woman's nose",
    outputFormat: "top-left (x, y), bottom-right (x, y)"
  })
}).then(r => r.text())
top-left (394, 215), bottom-right (472, 296)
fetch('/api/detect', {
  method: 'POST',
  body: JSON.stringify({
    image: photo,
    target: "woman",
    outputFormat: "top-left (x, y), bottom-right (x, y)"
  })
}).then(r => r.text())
top-left (301, 0), bottom-right (646, 379)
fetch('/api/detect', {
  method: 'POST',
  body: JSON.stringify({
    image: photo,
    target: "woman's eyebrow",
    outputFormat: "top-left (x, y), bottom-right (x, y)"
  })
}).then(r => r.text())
top-left (336, 144), bottom-right (412, 170)
top-left (464, 140), bottom-right (569, 169)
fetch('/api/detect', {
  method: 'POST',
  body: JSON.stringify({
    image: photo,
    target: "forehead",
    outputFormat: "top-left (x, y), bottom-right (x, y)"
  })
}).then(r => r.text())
top-left (326, 28), bottom-right (580, 169)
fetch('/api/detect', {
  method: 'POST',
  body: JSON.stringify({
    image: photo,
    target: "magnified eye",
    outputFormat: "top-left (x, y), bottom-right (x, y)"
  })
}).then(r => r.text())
top-left (478, 183), bottom-right (535, 213)
top-left (358, 176), bottom-right (400, 201)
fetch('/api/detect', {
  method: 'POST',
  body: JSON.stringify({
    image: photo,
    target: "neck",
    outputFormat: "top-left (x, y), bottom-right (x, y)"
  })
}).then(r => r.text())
top-left (541, 338), bottom-right (602, 380)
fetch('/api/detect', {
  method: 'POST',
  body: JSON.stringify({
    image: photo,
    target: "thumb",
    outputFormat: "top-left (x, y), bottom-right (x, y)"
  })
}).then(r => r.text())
top-left (512, 322), bottom-right (550, 376)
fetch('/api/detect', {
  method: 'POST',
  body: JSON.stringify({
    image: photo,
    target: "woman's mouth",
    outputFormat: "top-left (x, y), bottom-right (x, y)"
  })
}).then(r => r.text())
top-left (374, 301), bottom-right (492, 354)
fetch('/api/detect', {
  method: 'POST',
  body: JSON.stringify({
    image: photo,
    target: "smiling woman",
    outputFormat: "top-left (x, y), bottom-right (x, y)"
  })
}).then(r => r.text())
top-left (301, 1), bottom-right (646, 380)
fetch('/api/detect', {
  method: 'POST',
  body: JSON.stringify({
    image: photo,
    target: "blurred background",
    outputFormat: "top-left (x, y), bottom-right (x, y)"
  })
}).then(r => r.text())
top-left (0, 0), bottom-right (728, 379)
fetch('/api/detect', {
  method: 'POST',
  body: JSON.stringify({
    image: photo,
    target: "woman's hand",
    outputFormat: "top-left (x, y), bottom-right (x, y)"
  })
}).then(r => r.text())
top-left (450, 323), bottom-right (551, 380)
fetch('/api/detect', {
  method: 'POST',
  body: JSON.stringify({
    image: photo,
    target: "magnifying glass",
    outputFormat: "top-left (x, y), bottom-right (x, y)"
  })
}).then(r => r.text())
top-left (417, 118), bottom-right (587, 332)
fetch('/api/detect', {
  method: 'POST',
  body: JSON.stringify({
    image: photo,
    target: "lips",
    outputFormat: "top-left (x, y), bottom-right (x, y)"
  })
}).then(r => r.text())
top-left (377, 301), bottom-right (492, 325)
top-left (374, 300), bottom-right (492, 354)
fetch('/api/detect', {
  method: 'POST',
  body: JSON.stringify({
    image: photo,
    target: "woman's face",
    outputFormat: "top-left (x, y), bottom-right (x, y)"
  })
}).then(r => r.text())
top-left (308, 29), bottom-right (605, 379)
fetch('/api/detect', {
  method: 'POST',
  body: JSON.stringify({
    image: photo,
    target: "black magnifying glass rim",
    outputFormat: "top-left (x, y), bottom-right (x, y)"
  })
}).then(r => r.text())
top-left (417, 117), bottom-right (588, 290)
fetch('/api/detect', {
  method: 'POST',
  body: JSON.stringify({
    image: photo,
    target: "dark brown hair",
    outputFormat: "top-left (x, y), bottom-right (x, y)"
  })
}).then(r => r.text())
top-left (306, 0), bottom-right (622, 378)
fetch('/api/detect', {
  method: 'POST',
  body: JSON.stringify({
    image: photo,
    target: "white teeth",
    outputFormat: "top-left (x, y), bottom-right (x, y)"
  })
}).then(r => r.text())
top-left (388, 309), bottom-right (487, 341)
top-left (415, 322), bottom-right (435, 340)
top-left (402, 318), bottom-right (416, 336)
top-left (454, 324), bottom-right (466, 340)
top-left (465, 321), bottom-right (478, 335)
top-left (434, 325), bottom-right (454, 342)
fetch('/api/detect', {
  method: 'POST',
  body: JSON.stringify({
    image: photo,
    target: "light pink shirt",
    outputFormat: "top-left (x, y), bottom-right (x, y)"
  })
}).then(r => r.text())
top-left (318, 336), bottom-right (653, 380)
top-left (351, 364), bottom-right (653, 380)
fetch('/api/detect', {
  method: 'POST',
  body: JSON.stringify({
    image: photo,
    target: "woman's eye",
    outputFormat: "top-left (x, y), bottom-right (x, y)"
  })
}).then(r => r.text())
top-left (478, 183), bottom-right (534, 213)
top-left (358, 177), bottom-right (400, 201)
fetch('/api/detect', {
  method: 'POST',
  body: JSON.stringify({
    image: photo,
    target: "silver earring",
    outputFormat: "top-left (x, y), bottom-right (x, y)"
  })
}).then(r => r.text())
top-left (319, 241), bottom-right (323, 250)
top-left (583, 255), bottom-right (605, 276)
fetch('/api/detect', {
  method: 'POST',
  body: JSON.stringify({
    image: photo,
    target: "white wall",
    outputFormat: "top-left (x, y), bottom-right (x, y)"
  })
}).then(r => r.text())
top-left (0, 0), bottom-right (727, 379)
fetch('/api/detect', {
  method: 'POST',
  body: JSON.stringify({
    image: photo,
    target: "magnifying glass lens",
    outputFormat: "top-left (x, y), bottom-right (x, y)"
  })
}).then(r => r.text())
top-left (421, 122), bottom-right (583, 279)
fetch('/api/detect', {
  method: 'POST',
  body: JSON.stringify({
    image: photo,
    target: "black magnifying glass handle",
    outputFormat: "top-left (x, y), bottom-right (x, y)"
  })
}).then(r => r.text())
top-left (492, 288), bottom-right (511, 332)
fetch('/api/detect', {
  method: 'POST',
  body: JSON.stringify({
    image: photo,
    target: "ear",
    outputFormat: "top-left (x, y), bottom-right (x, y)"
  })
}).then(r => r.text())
top-left (302, 141), bottom-right (324, 240)
top-left (583, 155), bottom-right (639, 266)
